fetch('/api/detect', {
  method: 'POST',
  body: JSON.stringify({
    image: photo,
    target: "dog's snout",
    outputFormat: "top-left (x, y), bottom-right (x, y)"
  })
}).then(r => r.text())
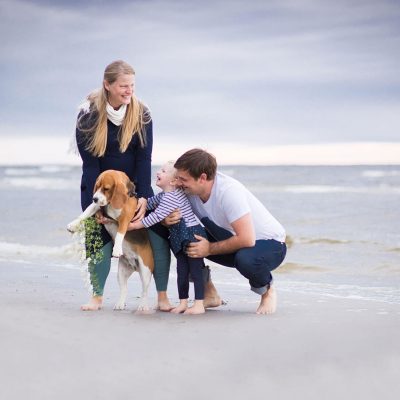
top-left (93, 196), bottom-right (98, 203)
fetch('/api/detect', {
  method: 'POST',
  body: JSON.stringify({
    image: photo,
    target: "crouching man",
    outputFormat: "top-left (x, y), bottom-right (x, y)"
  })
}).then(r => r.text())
top-left (168, 148), bottom-right (287, 314)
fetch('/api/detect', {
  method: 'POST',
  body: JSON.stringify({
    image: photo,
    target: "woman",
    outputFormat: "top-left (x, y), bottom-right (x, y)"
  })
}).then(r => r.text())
top-left (75, 60), bottom-right (172, 311)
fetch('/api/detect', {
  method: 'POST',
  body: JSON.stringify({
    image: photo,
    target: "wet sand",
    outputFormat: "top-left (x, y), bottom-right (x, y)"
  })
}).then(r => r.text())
top-left (0, 260), bottom-right (399, 400)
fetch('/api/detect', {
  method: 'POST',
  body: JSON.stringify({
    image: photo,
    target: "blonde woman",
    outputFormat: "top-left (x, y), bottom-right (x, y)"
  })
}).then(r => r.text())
top-left (75, 60), bottom-right (172, 311)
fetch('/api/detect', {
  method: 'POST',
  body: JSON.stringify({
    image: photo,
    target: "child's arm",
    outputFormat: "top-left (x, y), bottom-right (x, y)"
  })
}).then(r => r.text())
top-left (141, 191), bottom-right (181, 228)
top-left (147, 192), bottom-right (163, 211)
top-left (129, 193), bottom-right (167, 231)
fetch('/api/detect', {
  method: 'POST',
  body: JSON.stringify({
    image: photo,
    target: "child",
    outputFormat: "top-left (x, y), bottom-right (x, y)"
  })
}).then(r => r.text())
top-left (129, 161), bottom-right (207, 314)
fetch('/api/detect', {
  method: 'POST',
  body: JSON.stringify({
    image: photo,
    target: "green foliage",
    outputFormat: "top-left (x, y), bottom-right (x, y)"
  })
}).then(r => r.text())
top-left (83, 217), bottom-right (104, 265)
top-left (73, 217), bottom-right (104, 295)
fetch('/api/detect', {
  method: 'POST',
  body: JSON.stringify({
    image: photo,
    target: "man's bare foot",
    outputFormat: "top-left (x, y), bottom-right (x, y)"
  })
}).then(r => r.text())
top-left (256, 285), bottom-right (277, 315)
top-left (170, 299), bottom-right (188, 314)
top-left (156, 291), bottom-right (174, 312)
top-left (203, 280), bottom-right (223, 308)
top-left (184, 300), bottom-right (205, 315)
top-left (81, 296), bottom-right (103, 311)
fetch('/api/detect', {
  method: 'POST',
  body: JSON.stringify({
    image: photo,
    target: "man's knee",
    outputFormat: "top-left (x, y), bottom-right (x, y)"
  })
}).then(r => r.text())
top-left (234, 250), bottom-right (253, 270)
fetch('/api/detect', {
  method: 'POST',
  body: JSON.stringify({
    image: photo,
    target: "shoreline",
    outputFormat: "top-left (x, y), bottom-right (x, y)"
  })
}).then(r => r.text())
top-left (1, 260), bottom-right (399, 399)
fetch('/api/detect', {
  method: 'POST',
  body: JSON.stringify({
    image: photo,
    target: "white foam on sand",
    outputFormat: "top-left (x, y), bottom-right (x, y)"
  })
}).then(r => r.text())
top-left (209, 265), bottom-right (400, 305)
top-left (2, 240), bottom-right (399, 305)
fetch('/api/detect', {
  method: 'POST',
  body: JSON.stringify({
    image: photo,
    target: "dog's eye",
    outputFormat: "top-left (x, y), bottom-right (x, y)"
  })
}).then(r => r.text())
top-left (104, 188), bottom-right (109, 191)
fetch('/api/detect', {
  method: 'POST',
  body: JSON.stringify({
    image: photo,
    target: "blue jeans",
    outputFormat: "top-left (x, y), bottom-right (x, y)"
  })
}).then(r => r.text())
top-left (202, 217), bottom-right (287, 295)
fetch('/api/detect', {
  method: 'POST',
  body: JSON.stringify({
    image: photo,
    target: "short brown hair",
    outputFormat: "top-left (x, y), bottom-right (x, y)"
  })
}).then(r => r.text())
top-left (174, 148), bottom-right (217, 180)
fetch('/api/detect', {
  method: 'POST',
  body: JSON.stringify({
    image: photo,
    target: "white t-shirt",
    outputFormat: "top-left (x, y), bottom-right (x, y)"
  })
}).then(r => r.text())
top-left (188, 172), bottom-right (286, 242)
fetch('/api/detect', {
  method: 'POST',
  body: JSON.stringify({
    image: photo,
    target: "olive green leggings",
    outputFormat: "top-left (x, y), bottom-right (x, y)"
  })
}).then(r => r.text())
top-left (88, 230), bottom-right (171, 296)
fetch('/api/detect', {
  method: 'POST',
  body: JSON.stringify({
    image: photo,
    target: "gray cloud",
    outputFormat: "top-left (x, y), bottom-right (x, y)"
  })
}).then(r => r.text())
top-left (1, 0), bottom-right (399, 146)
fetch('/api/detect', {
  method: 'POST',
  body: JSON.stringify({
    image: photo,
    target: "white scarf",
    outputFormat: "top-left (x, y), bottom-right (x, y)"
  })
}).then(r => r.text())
top-left (106, 102), bottom-right (127, 126)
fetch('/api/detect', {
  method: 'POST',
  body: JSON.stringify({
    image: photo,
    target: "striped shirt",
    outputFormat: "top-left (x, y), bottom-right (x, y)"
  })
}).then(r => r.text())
top-left (141, 187), bottom-right (200, 228)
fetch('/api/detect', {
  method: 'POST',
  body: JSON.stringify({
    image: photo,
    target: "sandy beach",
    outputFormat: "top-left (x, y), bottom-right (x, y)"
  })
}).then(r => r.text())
top-left (1, 259), bottom-right (399, 400)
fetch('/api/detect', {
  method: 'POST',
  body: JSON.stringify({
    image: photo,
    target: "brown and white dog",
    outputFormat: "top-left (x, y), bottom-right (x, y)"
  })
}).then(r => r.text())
top-left (67, 170), bottom-right (154, 311)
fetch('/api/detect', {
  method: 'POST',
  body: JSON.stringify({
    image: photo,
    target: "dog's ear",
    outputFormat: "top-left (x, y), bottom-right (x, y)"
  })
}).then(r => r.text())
top-left (126, 179), bottom-right (136, 197)
top-left (94, 175), bottom-right (102, 194)
top-left (110, 182), bottom-right (128, 209)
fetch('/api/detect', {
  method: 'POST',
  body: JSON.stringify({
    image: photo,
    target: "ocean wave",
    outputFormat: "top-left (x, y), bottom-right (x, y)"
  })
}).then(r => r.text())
top-left (362, 169), bottom-right (400, 178)
top-left (280, 185), bottom-right (400, 194)
top-left (249, 184), bottom-right (400, 194)
top-left (278, 280), bottom-right (400, 305)
top-left (387, 247), bottom-right (400, 252)
top-left (277, 262), bottom-right (326, 273)
top-left (2, 177), bottom-right (77, 190)
top-left (0, 241), bottom-right (80, 262)
top-left (3, 165), bottom-right (75, 176)
top-left (39, 165), bottom-right (75, 173)
top-left (4, 167), bottom-right (39, 176)
top-left (296, 237), bottom-right (352, 245)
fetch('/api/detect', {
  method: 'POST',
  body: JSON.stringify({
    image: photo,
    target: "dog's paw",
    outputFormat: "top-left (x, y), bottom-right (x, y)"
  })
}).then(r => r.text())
top-left (114, 302), bottom-right (126, 311)
top-left (67, 220), bottom-right (80, 233)
top-left (112, 247), bottom-right (123, 258)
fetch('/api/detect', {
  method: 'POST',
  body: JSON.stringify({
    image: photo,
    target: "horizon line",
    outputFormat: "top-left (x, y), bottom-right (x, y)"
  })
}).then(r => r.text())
top-left (1, 137), bottom-right (400, 166)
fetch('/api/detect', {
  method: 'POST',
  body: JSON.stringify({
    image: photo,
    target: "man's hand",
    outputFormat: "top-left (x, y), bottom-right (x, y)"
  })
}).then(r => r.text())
top-left (186, 235), bottom-right (210, 258)
top-left (192, 213), bottom-right (255, 257)
top-left (131, 197), bottom-right (147, 222)
top-left (162, 208), bottom-right (181, 227)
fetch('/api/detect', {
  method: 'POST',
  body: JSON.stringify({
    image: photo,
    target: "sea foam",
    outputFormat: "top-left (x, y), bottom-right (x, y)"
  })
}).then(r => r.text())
top-left (0, 241), bottom-right (79, 262)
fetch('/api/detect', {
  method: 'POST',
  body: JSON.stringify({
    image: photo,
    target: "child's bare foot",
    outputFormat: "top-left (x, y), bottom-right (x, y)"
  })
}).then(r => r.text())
top-left (170, 299), bottom-right (188, 314)
top-left (203, 280), bottom-right (222, 308)
top-left (184, 300), bottom-right (205, 315)
top-left (156, 291), bottom-right (174, 312)
top-left (256, 285), bottom-right (277, 314)
top-left (81, 296), bottom-right (103, 311)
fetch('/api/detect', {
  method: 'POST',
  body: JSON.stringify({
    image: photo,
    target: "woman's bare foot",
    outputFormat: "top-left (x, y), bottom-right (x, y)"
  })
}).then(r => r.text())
top-left (256, 285), bottom-right (277, 315)
top-left (156, 291), bottom-right (174, 312)
top-left (184, 300), bottom-right (205, 315)
top-left (203, 280), bottom-right (222, 308)
top-left (81, 296), bottom-right (103, 311)
top-left (170, 299), bottom-right (188, 314)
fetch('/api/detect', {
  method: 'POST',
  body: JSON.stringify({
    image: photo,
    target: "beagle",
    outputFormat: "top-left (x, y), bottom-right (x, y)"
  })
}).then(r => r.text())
top-left (67, 170), bottom-right (154, 311)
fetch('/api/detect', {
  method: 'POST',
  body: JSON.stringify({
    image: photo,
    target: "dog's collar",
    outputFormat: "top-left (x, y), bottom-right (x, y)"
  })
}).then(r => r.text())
top-left (100, 206), bottom-right (118, 222)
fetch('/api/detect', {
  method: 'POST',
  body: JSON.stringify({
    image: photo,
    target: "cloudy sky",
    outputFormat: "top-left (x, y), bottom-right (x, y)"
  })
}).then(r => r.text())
top-left (1, 0), bottom-right (399, 164)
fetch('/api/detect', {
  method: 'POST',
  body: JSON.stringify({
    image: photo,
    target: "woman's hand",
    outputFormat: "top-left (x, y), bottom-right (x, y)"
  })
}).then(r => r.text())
top-left (127, 220), bottom-right (144, 231)
top-left (162, 208), bottom-right (181, 227)
top-left (95, 210), bottom-right (112, 225)
top-left (131, 197), bottom-right (147, 222)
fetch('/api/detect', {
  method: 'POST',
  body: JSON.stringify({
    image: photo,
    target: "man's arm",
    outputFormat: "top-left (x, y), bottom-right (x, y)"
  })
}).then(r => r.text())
top-left (186, 213), bottom-right (256, 258)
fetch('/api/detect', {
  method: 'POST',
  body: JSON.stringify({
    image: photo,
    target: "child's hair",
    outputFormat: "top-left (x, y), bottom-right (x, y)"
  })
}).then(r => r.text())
top-left (165, 160), bottom-right (177, 176)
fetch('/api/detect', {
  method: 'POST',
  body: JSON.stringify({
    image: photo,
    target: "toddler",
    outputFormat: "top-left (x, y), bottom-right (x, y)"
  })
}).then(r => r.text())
top-left (129, 161), bottom-right (207, 314)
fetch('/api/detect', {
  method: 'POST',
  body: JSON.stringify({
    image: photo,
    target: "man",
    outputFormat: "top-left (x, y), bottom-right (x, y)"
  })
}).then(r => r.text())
top-left (172, 148), bottom-right (287, 314)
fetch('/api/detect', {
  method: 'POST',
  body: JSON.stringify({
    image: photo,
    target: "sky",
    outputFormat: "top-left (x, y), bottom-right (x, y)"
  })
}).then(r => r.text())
top-left (1, 0), bottom-right (400, 164)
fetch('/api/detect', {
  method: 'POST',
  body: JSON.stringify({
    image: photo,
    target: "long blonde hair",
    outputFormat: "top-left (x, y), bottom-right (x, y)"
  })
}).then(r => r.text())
top-left (78, 60), bottom-right (151, 157)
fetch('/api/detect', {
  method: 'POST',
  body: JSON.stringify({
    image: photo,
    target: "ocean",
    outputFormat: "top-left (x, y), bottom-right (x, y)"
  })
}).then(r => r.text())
top-left (1, 164), bottom-right (399, 304)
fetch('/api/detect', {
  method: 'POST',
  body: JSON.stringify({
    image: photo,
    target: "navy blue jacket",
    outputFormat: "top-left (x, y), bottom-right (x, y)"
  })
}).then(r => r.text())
top-left (76, 110), bottom-right (154, 212)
